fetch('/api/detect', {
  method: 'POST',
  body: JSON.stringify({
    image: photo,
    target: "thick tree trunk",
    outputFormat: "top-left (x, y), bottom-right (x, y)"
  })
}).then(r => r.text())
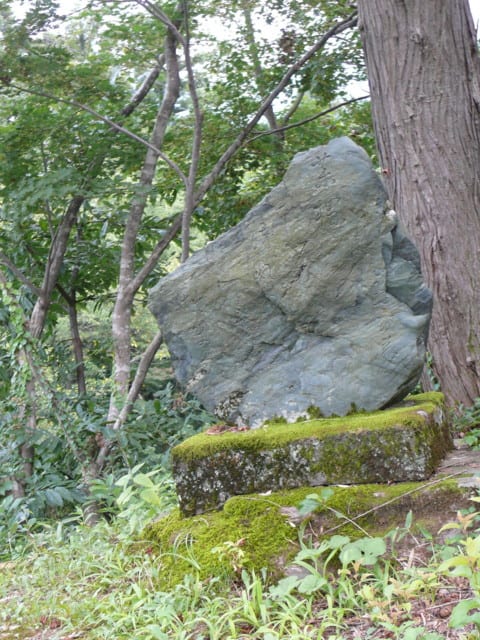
top-left (357, 0), bottom-right (480, 406)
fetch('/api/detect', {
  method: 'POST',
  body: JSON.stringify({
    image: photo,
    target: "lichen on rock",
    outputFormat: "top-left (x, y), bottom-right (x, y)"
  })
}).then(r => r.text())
top-left (149, 137), bottom-right (432, 427)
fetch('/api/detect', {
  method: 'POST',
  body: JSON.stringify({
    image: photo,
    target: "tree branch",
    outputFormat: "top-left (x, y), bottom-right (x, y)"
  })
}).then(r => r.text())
top-left (29, 195), bottom-right (85, 338)
top-left (129, 213), bottom-right (182, 295)
top-left (280, 90), bottom-right (305, 128)
top-left (0, 252), bottom-right (42, 297)
top-left (121, 55), bottom-right (165, 117)
top-left (0, 56), bottom-right (169, 316)
top-left (180, 0), bottom-right (203, 262)
top-left (248, 94), bottom-right (369, 142)
top-left (132, 0), bottom-right (186, 46)
top-left (117, 28), bottom-right (181, 307)
top-left (194, 11), bottom-right (358, 205)
top-left (8, 83), bottom-right (188, 187)
top-left (95, 328), bottom-right (164, 472)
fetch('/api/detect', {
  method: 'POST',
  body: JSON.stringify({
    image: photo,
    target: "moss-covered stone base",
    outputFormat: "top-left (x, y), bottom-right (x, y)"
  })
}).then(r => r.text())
top-left (172, 393), bottom-right (452, 515)
top-left (142, 477), bottom-right (470, 591)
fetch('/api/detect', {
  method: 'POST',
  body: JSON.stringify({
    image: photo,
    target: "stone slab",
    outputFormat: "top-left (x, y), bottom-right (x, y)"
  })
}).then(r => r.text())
top-left (172, 392), bottom-right (452, 516)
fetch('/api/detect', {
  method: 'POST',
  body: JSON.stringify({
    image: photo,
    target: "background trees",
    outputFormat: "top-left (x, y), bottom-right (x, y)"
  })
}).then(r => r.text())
top-left (2, 0), bottom-right (479, 526)
top-left (0, 0), bottom-right (367, 517)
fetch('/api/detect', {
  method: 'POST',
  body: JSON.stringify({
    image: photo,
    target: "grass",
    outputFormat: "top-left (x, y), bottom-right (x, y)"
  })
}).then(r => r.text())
top-left (1, 473), bottom-right (480, 640)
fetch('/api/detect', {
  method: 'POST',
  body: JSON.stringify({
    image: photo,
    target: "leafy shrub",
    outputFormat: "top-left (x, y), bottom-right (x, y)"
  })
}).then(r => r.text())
top-left (105, 383), bottom-right (215, 474)
top-left (0, 377), bottom-right (213, 550)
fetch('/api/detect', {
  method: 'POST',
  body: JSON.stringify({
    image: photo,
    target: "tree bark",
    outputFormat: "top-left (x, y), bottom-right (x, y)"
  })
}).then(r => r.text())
top-left (108, 27), bottom-right (180, 425)
top-left (357, 0), bottom-right (480, 406)
top-left (67, 292), bottom-right (87, 396)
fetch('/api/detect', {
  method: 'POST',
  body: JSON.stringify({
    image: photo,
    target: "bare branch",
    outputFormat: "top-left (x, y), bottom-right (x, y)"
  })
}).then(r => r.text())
top-left (249, 94), bottom-right (369, 142)
top-left (121, 55), bottom-right (165, 117)
top-left (281, 90), bottom-right (305, 127)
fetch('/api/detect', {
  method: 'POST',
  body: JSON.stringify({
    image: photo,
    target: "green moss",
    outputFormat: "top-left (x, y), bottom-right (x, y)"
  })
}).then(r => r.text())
top-left (404, 391), bottom-right (445, 406)
top-left (265, 415), bottom-right (288, 425)
top-left (142, 495), bottom-right (297, 590)
top-left (172, 393), bottom-right (446, 464)
top-left (143, 474), bottom-right (468, 590)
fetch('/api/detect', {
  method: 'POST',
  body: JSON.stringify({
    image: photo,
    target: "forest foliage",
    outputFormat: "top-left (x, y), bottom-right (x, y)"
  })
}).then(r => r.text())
top-left (1, 3), bottom-right (480, 639)
top-left (0, 0), bottom-right (372, 524)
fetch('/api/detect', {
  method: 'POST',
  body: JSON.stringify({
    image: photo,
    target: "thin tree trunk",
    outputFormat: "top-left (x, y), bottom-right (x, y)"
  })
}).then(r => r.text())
top-left (357, 0), bottom-right (480, 406)
top-left (67, 293), bottom-right (87, 396)
top-left (241, 0), bottom-right (283, 142)
top-left (1, 63), bottom-right (164, 497)
top-left (95, 330), bottom-right (164, 472)
top-left (180, 2), bottom-right (203, 262)
top-left (28, 195), bottom-right (85, 339)
top-left (108, 27), bottom-right (180, 425)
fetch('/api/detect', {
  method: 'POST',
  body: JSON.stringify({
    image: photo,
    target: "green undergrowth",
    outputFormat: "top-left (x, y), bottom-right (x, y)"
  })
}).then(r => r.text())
top-left (172, 392), bottom-right (445, 463)
top-left (1, 470), bottom-right (479, 640)
top-left (143, 475), bottom-right (468, 591)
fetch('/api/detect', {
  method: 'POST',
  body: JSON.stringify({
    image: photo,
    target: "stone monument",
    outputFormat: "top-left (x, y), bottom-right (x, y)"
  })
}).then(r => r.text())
top-left (149, 137), bottom-right (432, 427)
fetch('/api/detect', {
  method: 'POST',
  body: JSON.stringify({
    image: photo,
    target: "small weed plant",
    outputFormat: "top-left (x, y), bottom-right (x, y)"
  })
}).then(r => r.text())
top-left (454, 397), bottom-right (480, 448)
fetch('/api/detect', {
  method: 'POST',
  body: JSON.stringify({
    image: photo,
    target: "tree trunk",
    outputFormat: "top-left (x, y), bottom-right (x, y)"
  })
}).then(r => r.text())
top-left (357, 0), bottom-right (480, 406)
top-left (240, 0), bottom-right (283, 141)
top-left (67, 292), bottom-right (87, 396)
top-left (28, 195), bottom-right (85, 339)
top-left (107, 27), bottom-right (180, 426)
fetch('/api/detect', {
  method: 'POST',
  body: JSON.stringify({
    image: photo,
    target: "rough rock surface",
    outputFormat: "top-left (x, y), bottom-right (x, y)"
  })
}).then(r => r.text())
top-left (171, 394), bottom-right (452, 516)
top-left (149, 137), bottom-right (432, 426)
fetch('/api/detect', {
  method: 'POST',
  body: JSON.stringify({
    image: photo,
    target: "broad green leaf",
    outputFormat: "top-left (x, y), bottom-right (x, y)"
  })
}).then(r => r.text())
top-left (449, 598), bottom-right (480, 628)
top-left (139, 488), bottom-right (162, 506)
top-left (147, 624), bottom-right (168, 640)
top-left (298, 573), bottom-right (328, 594)
top-left (133, 473), bottom-right (155, 488)
top-left (327, 534), bottom-right (351, 550)
top-left (340, 537), bottom-right (386, 566)
top-left (44, 488), bottom-right (64, 508)
top-left (269, 575), bottom-right (300, 598)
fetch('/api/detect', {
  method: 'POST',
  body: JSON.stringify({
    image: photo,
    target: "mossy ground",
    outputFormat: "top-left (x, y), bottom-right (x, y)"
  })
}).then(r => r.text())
top-left (172, 392), bottom-right (445, 464)
top-left (143, 473), bottom-right (468, 591)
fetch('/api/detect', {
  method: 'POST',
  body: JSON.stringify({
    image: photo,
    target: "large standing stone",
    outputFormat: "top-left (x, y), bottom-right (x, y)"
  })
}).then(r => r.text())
top-left (149, 137), bottom-right (432, 426)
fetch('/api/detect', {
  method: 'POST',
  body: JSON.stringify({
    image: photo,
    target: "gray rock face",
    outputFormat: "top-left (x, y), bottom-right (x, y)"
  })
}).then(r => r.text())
top-left (149, 137), bottom-right (432, 426)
